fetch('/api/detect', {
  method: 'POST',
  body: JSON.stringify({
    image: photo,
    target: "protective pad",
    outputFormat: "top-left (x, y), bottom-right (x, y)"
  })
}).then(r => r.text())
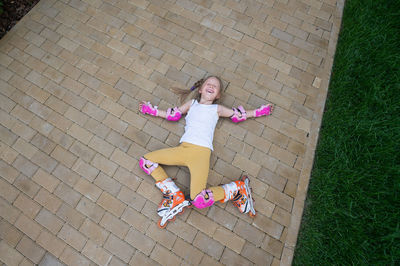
top-left (141, 102), bottom-right (158, 116)
top-left (191, 189), bottom-right (215, 209)
top-left (166, 107), bottom-right (182, 121)
top-left (231, 106), bottom-right (247, 123)
top-left (139, 157), bottom-right (158, 175)
top-left (254, 104), bottom-right (272, 117)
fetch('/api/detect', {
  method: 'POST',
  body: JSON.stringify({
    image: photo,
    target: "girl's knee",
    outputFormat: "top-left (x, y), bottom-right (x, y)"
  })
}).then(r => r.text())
top-left (191, 189), bottom-right (215, 209)
top-left (139, 157), bottom-right (158, 175)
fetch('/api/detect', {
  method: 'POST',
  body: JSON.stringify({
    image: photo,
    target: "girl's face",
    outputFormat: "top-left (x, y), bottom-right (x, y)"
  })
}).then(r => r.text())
top-left (199, 77), bottom-right (221, 102)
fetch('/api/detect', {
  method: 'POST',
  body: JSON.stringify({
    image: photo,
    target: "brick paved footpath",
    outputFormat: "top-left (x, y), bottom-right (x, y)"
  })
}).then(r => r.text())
top-left (0, 0), bottom-right (344, 265)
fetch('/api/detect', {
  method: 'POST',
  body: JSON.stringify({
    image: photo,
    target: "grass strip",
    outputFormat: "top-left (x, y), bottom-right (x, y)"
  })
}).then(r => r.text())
top-left (293, 0), bottom-right (400, 264)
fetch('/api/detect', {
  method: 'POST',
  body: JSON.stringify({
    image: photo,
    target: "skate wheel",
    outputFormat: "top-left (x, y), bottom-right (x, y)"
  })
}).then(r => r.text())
top-left (241, 175), bottom-right (249, 182)
top-left (178, 208), bottom-right (185, 215)
top-left (157, 219), bottom-right (167, 229)
top-left (249, 210), bottom-right (257, 218)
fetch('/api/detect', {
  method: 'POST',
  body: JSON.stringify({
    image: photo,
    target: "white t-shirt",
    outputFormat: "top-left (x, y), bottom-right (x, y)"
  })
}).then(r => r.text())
top-left (180, 100), bottom-right (219, 150)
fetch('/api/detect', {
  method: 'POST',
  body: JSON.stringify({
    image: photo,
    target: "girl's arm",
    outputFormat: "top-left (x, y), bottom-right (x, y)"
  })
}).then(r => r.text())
top-left (139, 100), bottom-right (192, 120)
top-left (218, 104), bottom-right (273, 121)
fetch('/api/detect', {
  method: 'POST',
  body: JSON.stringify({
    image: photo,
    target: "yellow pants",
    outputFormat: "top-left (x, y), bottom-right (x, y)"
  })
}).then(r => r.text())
top-left (144, 142), bottom-right (225, 201)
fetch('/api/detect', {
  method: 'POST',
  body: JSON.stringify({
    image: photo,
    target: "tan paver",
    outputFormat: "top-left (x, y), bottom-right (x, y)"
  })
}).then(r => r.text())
top-left (0, 0), bottom-right (344, 264)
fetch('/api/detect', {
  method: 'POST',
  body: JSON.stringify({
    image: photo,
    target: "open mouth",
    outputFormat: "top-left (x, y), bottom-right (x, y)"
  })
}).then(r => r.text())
top-left (206, 88), bottom-right (214, 94)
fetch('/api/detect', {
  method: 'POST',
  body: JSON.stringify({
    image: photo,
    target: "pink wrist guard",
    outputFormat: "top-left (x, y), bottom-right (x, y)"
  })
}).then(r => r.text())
top-left (254, 104), bottom-right (273, 117)
top-left (231, 106), bottom-right (247, 123)
top-left (166, 107), bottom-right (182, 121)
top-left (141, 102), bottom-right (158, 117)
top-left (191, 189), bottom-right (215, 209)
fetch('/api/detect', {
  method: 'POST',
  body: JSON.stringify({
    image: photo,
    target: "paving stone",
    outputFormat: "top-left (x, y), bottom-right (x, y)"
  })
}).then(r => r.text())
top-left (125, 227), bottom-right (155, 256)
top-left (165, 218), bottom-right (198, 244)
top-left (233, 219), bottom-right (265, 247)
top-left (220, 247), bottom-right (252, 266)
top-left (150, 244), bottom-right (182, 266)
top-left (82, 240), bottom-right (112, 266)
top-left (104, 234), bottom-right (134, 263)
top-left (32, 168), bottom-right (60, 192)
top-left (214, 226), bottom-right (245, 253)
top-left (36, 230), bottom-right (66, 258)
top-left (15, 214), bottom-right (42, 240)
top-left (253, 214), bottom-right (284, 240)
top-left (38, 253), bottom-right (65, 266)
top-left (172, 238), bottom-right (203, 265)
top-left (59, 246), bottom-right (91, 266)
top-left (0, 177), bottom-right (19, 203)
top-left (100, 211), bottom-right (129, 239)
top-left (207, 205), bottom-right (238, 230)
top-left (76, 197), bottom-right (105, 223)
top-left (117, 185), bottom-right (146, 212)
top-left (58, 223), bottom-right (87, 251)
top-left (35, 208), bottom-right (64, 234)
top-left (13, 193), bottom-right (41, 219)
top-left (241, 241), bottom-right (274, 265)
top-left (266, 186), bottom-right (294, 212)
top-left (193, 232), bottom-right (224, 260)
top-left (0, 219), bottom-right (23, 247)
top-left (16, 236), bottom-right (46, 264)
top-left (187, 210), bottom-right (218, 237)
top-left (12, 155), bottom-right (38, 177)
top-left (34, 188), bottom-right (62, 213)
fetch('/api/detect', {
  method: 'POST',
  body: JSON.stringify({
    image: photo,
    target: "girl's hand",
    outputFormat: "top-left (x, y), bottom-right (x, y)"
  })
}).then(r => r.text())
top-left (218, 104), bottom-right (274, 122)
top-left (252, 104), bottom-right (273, 118)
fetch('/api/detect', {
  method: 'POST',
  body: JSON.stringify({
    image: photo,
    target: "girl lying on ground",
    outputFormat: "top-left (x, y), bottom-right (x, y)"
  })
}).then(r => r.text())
top-left (139, 76), bottom-right (273, 228)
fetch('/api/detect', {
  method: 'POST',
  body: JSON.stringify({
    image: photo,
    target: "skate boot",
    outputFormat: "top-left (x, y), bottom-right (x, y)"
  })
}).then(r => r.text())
top-left (155, 178), bottom-right (191, 228)
top-left (220, 176), bottom-right (256, 217)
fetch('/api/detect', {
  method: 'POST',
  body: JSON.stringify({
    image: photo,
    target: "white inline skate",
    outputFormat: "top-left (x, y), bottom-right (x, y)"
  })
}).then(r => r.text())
top-left (155, 178), bottom-right (191, 228)
top-left (220, 175), bottom-right (256, 217)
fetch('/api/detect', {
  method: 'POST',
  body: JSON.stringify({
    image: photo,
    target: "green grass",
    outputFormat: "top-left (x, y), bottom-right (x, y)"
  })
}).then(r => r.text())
top-left (293, 0), bottom-right (400, 264)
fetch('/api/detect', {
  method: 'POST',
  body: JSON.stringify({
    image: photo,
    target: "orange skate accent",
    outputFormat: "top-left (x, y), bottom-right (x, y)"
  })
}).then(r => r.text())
top-left (220, 176), bottom-right (256, 216)
top-left (157, 190), bottom-right (186, 212)
top-left (155, 178), bottom-right (191, 228)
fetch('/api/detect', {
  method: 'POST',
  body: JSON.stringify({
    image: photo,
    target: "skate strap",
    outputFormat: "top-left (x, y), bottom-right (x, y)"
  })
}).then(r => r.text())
top-left (156, 178), bottom-right (180, 194)
top-left (220, 181), bottom-right (239, 203)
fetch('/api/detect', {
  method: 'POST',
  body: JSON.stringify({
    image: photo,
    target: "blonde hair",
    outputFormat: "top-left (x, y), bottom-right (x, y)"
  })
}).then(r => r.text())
top-left (171, 76), bottom-right (224, 104)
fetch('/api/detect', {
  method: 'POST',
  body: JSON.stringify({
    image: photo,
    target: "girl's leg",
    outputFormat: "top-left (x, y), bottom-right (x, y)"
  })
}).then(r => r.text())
top-left (142, 144), bottom-right (192, 228)
top-left (208, 186), bottom-right (225, 202)
top-left (143, 144), bottom-right (187, 182)
top-left (184, 144), bottom-right (224, 202)
top-left (185, 145), bottom-right (211, 200)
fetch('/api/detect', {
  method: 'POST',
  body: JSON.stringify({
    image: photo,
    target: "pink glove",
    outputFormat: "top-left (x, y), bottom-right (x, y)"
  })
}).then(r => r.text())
top-left (254, 104), bottom-right (273, 117)
top-left (140, 102), bottom-right (158, 117)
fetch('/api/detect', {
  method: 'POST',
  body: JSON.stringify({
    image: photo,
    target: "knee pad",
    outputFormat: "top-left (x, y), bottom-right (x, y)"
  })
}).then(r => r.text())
top-left (191, 189), bottom-right (215, 209)
top-left (139, 157), bottom-right (158, 175)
